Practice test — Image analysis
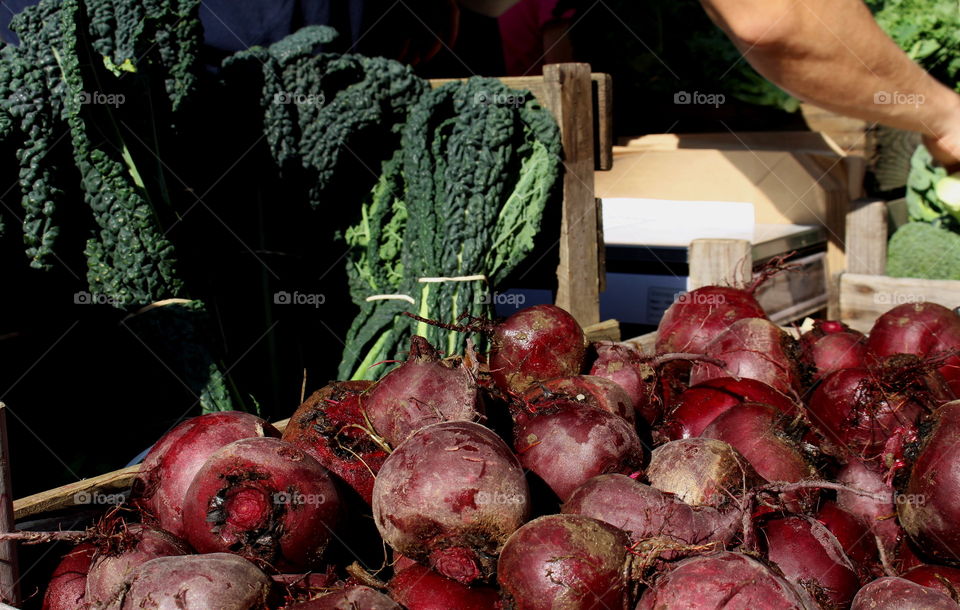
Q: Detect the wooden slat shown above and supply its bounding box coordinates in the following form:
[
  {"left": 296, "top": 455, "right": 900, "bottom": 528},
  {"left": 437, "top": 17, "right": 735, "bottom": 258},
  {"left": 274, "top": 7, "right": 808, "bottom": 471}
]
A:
[
  {"left": 13, "top": 465, "right": 141, "bottom": 521},
  {"left": 839, "top": 273, "right": 960, "bottom": 332},
  {"left": 548, "top": 63, "right": 601, "bottom": 327},
  {"left": 0, "top": 406, "right": 18, "bottom": 606},
  {"left": 845, "top": 199, "right": 887, "bottom": 275},
  {"left": 584, "top": 319, "right": 620, "bottom": 343},
  {"left": 592, "top": 74, "right": 613, "bottom": 170},
  {"left": 688, "top": 239, "right": 752, "bottom": 289},
  {"left": 14, "top": 418, "right": 292, "bottom": 521},
  {"left": 624, "top": 332, "right": 657, "bottom": 355}
]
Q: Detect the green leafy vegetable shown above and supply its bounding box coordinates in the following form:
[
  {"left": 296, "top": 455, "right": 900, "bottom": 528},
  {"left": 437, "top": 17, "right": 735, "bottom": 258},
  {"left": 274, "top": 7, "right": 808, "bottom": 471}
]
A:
[
  {"left": 887, "top": 221, "right": 960, "bottom": 280},
  {"left": 0, "top": 0, "right": 232, "bottom": 413},
  {"left": 867, "top": 0, "right": 960, "bottom": 93},
  {"left": 338, "top": 78, "right": 561, "bottom": 380}
]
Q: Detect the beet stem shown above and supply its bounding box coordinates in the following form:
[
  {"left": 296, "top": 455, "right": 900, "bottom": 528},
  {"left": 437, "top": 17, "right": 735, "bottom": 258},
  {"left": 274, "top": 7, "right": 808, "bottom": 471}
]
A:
[
  {"left": 0, "top": 531, "right": 92, "bottom": 544},
  {"left": 648, "top": 352, "right": 728, "bottom": 369},
  {"left": 747, "top": 252, "right": 800, "bottom": 294},
  {"left": 339, "top": 423, "right": 392, "bottom": 454},
  {"left": 875, "top": 535, "right": 896, "bottom": 577},
  {"left": 346, "top": 561, "right": 388, "bottom": 590},
  {"left": 400, "top": 312, "right": 492, "bottom": 335}
]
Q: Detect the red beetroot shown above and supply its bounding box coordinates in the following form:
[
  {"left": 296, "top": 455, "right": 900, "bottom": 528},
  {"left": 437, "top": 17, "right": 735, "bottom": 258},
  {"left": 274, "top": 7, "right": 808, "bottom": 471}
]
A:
[
  {"left": 522, "top": 374, "right": 635, "bottom": 425},
  {"left": 181, "top": 437, "right": 341, "bottom": 570},
  {"left": 361, "top": 336, "right": 484, "bottom": 447},
  {"left": 807, "top": 364, "right": 925, "bottom": 461},
  {"left": 762, "top": 515, "right": 861, "bottom": 607},
  {"left": 589, "top": 342, "right": 655, "bottom": 422},
  {"left": 801, "top": 320, "right": 869, "bottom": 379},
  {"left": 497, "top": 514, "right": 637, "bottom": 610},
  {"left": 281, "top": 380, "right": 385, "bottom": 504},
  {"left": 284, "top": 586, "right": 399, "bottom": 609},
  {"left": 867, "top": 302, "right": 960, "bottom": 397},
  {"left": 655, "top": 286, "right": 768, "bottom": 355},
  {"left": 835, "top": 458, "right": 904, "bottom": 557},
  {"left": 372, "top": 421, "right": 529, "bottom": 584},
  {"left": 270, "top": 570, "right": 338, "bottom": 605},
  {"left": 852, "top": 576, "right": 959, "bottom": 609},
  {"left": 42, "top": 543, "right": 95, "bottom": 610},
  {"left": 701, "top": 402, "right": 817, "bottom": 511},
  {"left": 635, "top": 552, "right": 816, "bottom": 609},
  {"left": 131, "top": 411, "right": 280, "bottom": 537},
  {"left": 562, "top": 474, "right": 741, "bottom": 558},
  {"left": 815, "top": 501, "right": 879, "bottom": 570},
  {"left": 287, "top": 586, "right": 400, "bottom": 609},
  {"left": 488, "top": 305, "right": 586, "bottom": 396},
  {"left": 689, "top": 318, "right": 806, "bottom": 396},
  {"left": 646, "top": 438, "right": 761, "bottom": 509},
  {"left": 901, "top": 565, "right": 960, "bottom": 598},
  {"left": 898, "top": 400, "right": 960, "bottom": 565},
  {"left": 659, "top": 376, "right": 800, "bottom": 441},
  {"left": 84, "top": 524, "right": 191, "bottom": 607},
  {"left": 388, "top": 564, "right": 499, "bottom": 609},
  {"left": 111, "top": 552, "right": 271, "bottom": 609},
  {"left": 513, "top": 401, "right": 644, "bottom": 501}
]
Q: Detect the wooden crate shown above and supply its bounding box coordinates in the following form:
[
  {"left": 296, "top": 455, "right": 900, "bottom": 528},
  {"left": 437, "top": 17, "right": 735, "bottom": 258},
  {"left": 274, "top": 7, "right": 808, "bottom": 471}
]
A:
[{"left": 839, "top": 199, "right": 960, "bottom": 332}]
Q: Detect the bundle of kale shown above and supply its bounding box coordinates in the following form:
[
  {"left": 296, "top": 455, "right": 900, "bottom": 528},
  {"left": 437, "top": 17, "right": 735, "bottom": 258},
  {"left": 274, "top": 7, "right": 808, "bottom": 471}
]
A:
[{"left": 338, "top": 80, "right": 561, "bottom": 380}]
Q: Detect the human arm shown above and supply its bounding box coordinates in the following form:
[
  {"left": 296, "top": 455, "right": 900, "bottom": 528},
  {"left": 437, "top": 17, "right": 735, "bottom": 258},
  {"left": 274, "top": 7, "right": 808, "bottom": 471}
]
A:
[{"left": 700, "top": 0, "right": 960, "bottom": 166}]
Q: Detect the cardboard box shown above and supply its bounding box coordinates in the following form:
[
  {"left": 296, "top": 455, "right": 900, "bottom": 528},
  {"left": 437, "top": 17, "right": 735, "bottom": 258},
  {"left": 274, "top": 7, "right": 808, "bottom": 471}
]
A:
[
  {"left": 595, "top": 132, "right": 863, "bottom": 289},
  {"left": 595, "top": 132, "right": 863, "bottom": 227}
]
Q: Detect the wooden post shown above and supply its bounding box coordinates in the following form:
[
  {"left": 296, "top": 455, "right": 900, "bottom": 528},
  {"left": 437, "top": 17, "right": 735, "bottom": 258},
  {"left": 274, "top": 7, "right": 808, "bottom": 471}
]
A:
[
  {"left": 0, "top": 405, "right": 19, "bottom": 607},
  {"left": 689, "top": 239, "right": 752, "bottom": 289},
  {"left": 845, "top": 199, "right": 887, "bottom": 274},
  {"left": 546, "top": 63, "right": 601, "bottom": 326}
]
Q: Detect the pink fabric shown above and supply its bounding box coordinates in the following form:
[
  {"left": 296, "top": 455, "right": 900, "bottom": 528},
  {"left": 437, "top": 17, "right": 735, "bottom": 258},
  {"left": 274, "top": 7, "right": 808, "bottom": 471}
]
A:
[{"left": 498, "top": 0, "right": 574, "bottom": 75}]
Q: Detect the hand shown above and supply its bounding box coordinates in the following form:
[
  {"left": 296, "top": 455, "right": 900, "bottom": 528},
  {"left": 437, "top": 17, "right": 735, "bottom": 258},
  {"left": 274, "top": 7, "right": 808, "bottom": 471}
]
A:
[{"left": 923, "top": 132, "right": 960, "bottom": 174}]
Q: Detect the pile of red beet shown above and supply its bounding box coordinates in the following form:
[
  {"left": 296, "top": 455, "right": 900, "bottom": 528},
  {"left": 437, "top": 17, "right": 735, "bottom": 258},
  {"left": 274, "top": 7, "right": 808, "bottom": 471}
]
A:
[{"left": 32, "top": 294, "right": 960, "bottom": 609}]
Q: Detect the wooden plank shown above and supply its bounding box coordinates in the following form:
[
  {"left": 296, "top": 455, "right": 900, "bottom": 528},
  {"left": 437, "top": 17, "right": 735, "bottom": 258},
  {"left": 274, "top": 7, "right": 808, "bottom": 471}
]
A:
[
  {"left": 548, "top": 63, "right": 601, "bottom": 327},
  {"left": 13, "top": 465, "right": 141, "bottom": 521},
  {"left": 839, "top": 273, "right": 960, "bottom": 332},
  {"left": 14, "top": 418, "right": 292, "bottom": 521},
  {"left": 593, "top": 74, "right": 613, "bottom": 171},
  {"left": 624, "top": 332, "right": 657, "bottom": 355},
  {"left": 845, "top": 199, "right": 887, "bottom": 275},
  {"left": 583, "top": 319, "right": 620, "bottom": 343},
  {"left": 0, "top": 405, "right": 18, "bottom": 606},
  {"left": 688, "top": 239, "right": 752, "bottom": 289}
]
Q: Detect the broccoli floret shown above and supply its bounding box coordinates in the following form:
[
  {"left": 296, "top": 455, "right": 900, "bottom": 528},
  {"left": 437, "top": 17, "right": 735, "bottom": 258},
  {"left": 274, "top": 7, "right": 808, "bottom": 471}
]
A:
[{"left": 887, "top": 222, "right": 960, "bottom": 280}]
